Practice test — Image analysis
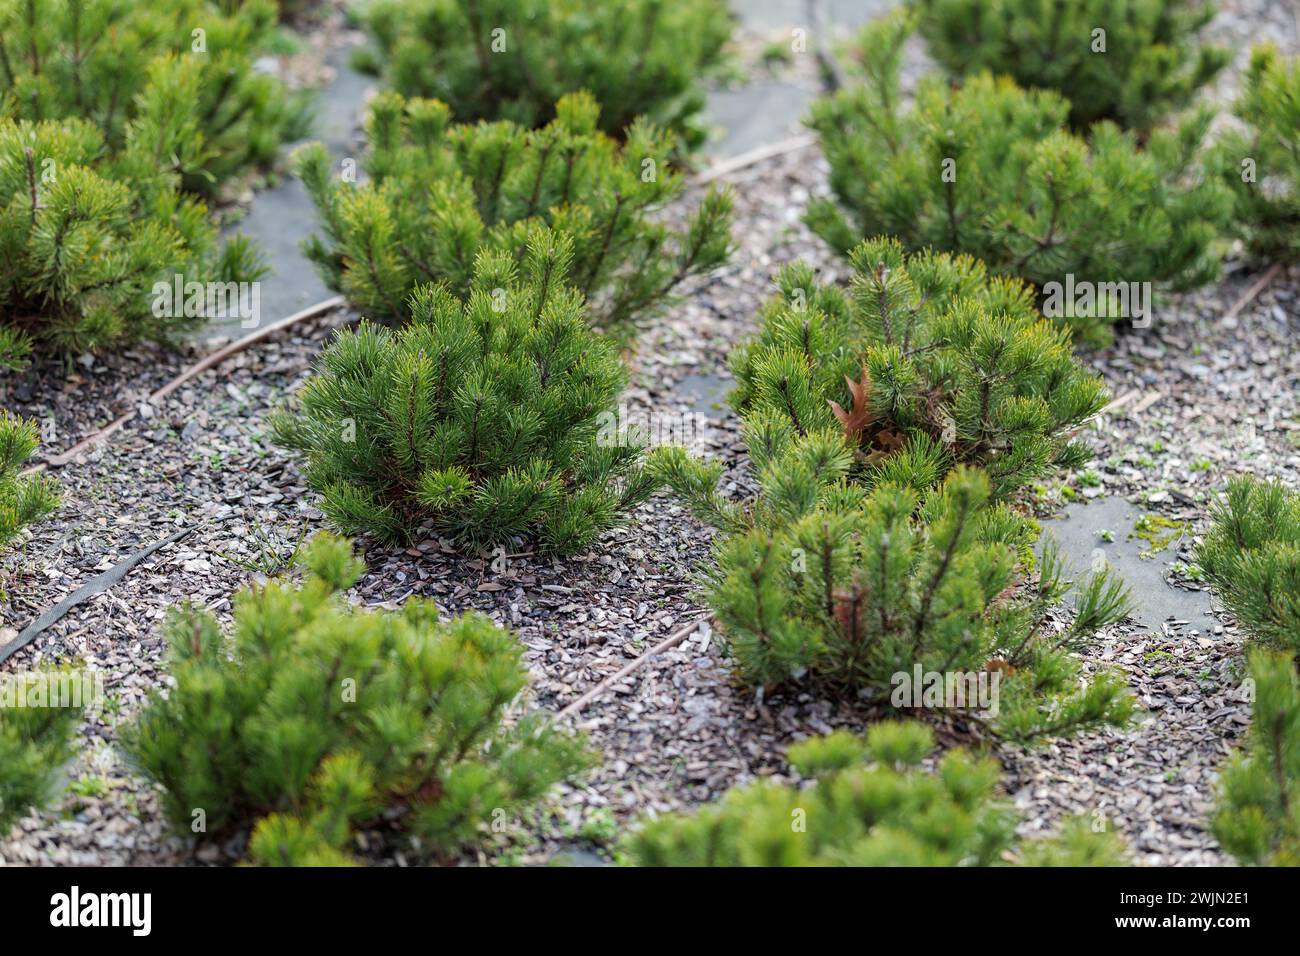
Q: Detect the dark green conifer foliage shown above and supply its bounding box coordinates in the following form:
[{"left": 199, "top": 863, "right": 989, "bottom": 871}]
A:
[
  {"left": 1199, "top": 481, "right": 1300, "bottom": 865},
  {"left": 806, "top": 15, "right": 1231, "bottom": 343},
  {"left": 0, "top": 410, "right": 57, "bottom": 548},
  {"left": 627, "top": 721, "right": 1129, "bottom": 865},
  {"left": 272, "top": 231, "right": 663, "bottom": 553},
  {"left": 0, "top": 116, "right": 264, "bottom": 366},
  {"left": 1211, "top": 649, "right": 1300, "bottom": 866},
  {"left": 123, "top": 532, "right": 589, "bottom": 865},
  {"left": 656, "top": 459, "right": 1134, "bottom": 743},
  {"left": 0, "top": 674, "right": 80, "bottom": 834},
  {"left": 911, "top": 0, "right": 1228, "bottom": 133},
  {"left": 727, "top": 239, "right": 1106, "bottom": 501},
  {"left": 1218, "top": 45, "right": 1300, "bottom": 262},
  {"left": 361, "top": 0, "right": 733, "bottom": 148},
  {"left": 294, "top": 90, "right": 733, "bottom": 335},
  {"left": 651, "top": 240, "right": 1128, "bottom": 740},
  {"left": 0, "top": 0, "right": 310, "bottom": 195},
  {"left": 1197, "top": 476, "right": 1300, "bottom": 658}
]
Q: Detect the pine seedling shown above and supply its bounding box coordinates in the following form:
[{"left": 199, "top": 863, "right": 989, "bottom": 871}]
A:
[
  {"left": 1197, "top": 476, "right": 1300, "bottom": 657},
  {"left": 806, "top": 14, "right": 1231, "bottom": 343},
  {"left": 1211, "top": 649, "right": 1300, "bottom": 865},
  {"left": 692, "top": 464, "right": 1133, "bottom": 743},
  {"left": 911, "top": 0, "right": 1228, "bottom": 134},
  {"left": 0, "top": 667, "right": 82, "bottom": 834},
  {"left": 1197, "top": 479, "right": 1300, "bottom": 864},
  {"left": 123, "top": 532, "right": 589, "bottom": 864},
  {"left": 0, "top": 115, "right": 264, "bottom": 365},
  {"left": 0, "top": 410, "right": 58, "bottom": 548},
  {"left": 272, "top": 229, "right": 663, "bottom": 553},
  {"left": 294, "top": 90, "right": 733, "bottom": 335},
  {"left": 651, "top": 239, "right": 1126, "bottom": 740},
  {"left": 728, "top": 238, "right": 1107, "bottom": 502},
  {"left": 360, "top": 0, "right": 734, "bottom": 148},
  {"left": 0, "top": 0, "right": 310, "bottom": 195},
  {"left": 1217, "top": 45, "right": 1300, "bottom": 263},
  {"left": 626, "top": 721, "right": 1128, "bottom": 865}
]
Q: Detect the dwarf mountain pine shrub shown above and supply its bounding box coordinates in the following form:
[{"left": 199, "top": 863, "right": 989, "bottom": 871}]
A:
[
  {"left": 910, "top": 0, "right": 1228, "bottom": 134},
  {"left": 627, "top": 721, "right": 1128, "bottom": 865},
  {"left": 123, "top": 532, "right": 588, "bottom": 865},
  {"left": 1197, "top": 476, "right": 1300, "bottom": 658},
  {"left": 1217, "top": 45, "right": 1300, "bottom": 263},
  {"left": 0, "top": 116, "right": 264, "bottom": 366},
  {"left": 806, "top": 16, "right": 1231, "bottom": 343},
  {"left": 1199, "top": 480, "right": 1300, "bottom": 864},
  {"left": 295, "top": 91, "right": 733, "bottom": 335},
  {"left": 0, "top": 0, "right": 309, "bottom": 195},
  {"left": 0, "top": 676, "right": 80, "bottom": 833},
  {"left": 650, "top": 242, "right": 1127, "bottom": 740},
  {"left": 1211, "top": 649, "right": 1300, "bottom": 865},
  {"left": 272, "top": 232, "right": 662, "bottom": 553},
  {"left": 655, "top": 460, "right": 1134, "bottom": 743},
  {"left": 0, "top": 410, "right": 57, "bottom": 549},
  {"left": 726, "top": 239, "right": 1107, "bottom": 503},
  {"left": 360, "top": 0, "right": 733, "bottom": 148}
]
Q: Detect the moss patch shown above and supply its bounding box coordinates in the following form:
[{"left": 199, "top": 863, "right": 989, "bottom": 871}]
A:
[{"left": 1129, "top": 514, "right": 1189, "bottom": 560}]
